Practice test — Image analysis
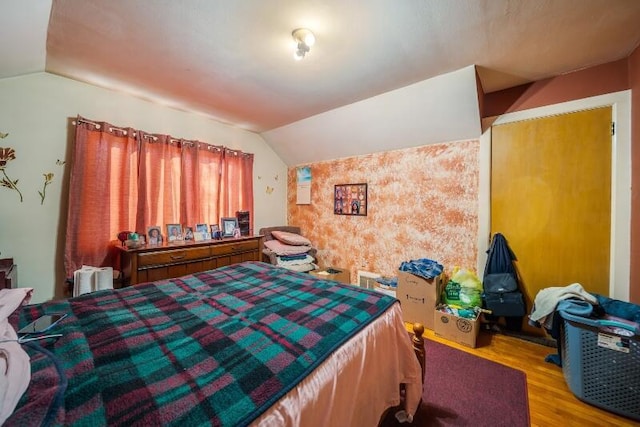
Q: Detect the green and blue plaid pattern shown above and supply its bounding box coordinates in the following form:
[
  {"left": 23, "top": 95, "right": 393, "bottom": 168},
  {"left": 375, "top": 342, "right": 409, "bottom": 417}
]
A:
[{"left": 12, "top": 262, "right": 396, "bottom": 426}]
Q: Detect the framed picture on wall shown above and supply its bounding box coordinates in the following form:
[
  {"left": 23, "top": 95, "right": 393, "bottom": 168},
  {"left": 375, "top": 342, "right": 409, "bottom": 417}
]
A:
[{"left": 334, "top": 183, "right": 367, "bottom": 216}]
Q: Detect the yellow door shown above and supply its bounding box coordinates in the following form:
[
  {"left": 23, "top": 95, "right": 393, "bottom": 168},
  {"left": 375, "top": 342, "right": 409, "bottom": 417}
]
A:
[{"left": 490, "top": 107, "right": 612, "bottom": 325}]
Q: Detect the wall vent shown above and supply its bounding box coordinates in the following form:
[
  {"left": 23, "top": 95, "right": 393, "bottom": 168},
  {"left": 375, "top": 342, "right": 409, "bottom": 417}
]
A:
[{"left": 357, "top": 270, "right": 381, "bottom": 290}]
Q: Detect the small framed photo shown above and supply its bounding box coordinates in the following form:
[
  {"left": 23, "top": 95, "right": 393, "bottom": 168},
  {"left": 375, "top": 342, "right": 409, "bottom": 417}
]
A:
[
  {"left": 210, "top": 224, "right": 221, "bottom": 239},
  {"left": 147, "top": 226, "right": 163, "bottom": 245},
  {"left": 221, "top": 217, "right": 238, "bottom": 237},
  {"left": 183, "top": 226, "right": 194, "bottom": 241},
  {"left": 194, "top": 223, "right": 210, "bottom": 241},
  {"left": 166, "top": 224, "right": 183, "bottom": 242}
]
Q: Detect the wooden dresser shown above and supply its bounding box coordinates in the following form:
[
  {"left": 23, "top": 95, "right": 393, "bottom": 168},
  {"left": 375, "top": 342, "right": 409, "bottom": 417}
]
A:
[{"left": 116, "top": 235, "right": 262, "bottom": 286}]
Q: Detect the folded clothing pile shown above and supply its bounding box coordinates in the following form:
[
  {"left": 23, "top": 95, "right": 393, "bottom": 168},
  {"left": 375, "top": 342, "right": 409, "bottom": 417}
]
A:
[
  {"left": 399, "top": 258, "right": 444, "bottom": 280},
  {"left": 264, "top": 230, "right": 317, "bottom": 272},
  {"left": 375, "top": 277, "right": 398, "bottom": 289}
]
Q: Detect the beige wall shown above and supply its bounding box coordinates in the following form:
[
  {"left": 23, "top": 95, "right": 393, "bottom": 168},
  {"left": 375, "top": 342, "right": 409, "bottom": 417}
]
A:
[
  {"left": 287, "top": 140, "right": 479, "bottom": 282},
  {"left": 630, "top": 45, "right": 640, "bottom": 304},
  {"left": 0, "top": 72, "right": 287, "bottom": 303}
]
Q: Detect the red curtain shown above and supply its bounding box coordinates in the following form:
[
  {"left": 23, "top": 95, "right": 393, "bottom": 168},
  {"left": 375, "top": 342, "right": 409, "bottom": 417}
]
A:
[
  {"left": 64, "top": 117, "right": 253, "bottom": 279},
  {"left": 220, "top": 148, "right": 254, "bottom": 232}
]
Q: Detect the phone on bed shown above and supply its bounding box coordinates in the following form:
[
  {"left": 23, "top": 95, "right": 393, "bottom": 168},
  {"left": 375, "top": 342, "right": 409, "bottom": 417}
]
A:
[{"left": 17, "top": 313, "right": 67, "bottom": 335}]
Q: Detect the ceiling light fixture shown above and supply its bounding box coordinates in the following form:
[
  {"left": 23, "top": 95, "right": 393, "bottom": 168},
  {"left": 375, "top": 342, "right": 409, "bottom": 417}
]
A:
[{"left": 292, "top": 28, "right": 315, "bottom": 60}]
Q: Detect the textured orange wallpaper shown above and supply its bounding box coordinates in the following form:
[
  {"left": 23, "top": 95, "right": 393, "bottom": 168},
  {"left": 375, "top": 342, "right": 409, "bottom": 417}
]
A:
[{"left": 287, "top": 140, "right": 480, "bottom": 283}]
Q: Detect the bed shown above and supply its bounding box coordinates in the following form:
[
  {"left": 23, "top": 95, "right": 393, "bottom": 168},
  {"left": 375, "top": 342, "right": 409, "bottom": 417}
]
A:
[{"left": 5, "top": 261, "right": 424, "bottom": 426}]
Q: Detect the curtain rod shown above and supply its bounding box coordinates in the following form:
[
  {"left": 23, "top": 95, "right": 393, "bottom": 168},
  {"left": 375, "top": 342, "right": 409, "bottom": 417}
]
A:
[
  {"left": 109, "top": 125, "right": 127, "bottom": 135},
  {"left": 72, "top": 117, "right": 101, "bottom": 129},
  {"left": 73, "top": 117, "right": 252, "bottom": 156},
  {"left": 72, "top": 118, "right": 127, "bottom": 135},
  {"left": 73, "top": 117, "right": 127, "bottom": 135}
]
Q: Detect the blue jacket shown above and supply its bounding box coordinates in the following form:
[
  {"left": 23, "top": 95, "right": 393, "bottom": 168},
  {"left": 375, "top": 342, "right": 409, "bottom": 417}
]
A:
[{"left": 483, "top": 233, "right": 517, "bottom": 279}]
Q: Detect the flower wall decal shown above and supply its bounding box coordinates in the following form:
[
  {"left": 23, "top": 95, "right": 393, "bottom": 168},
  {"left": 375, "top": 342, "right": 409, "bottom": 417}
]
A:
[
  {"left": 0, "top": 139, "right": 24, "bottom": 202},
  {"left": 38, "top": 172, "right": 54, "bottom": 205},
  {"left": 0, "top": 131, "right": 66, "bottom": 205}
]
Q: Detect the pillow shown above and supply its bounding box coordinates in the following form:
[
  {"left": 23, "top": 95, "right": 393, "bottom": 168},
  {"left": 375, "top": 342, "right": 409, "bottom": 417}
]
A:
[
  {"left": 271, "top": 230, "right": 312, "bottom": 246},
  {"left": 264, "top": 239, "right": 312, "bottom": 255}
]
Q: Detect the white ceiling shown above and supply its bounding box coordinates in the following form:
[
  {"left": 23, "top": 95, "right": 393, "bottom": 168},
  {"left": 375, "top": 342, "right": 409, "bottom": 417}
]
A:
[{"left": 2, "top": 0, "right": 640, "bottom": 165}]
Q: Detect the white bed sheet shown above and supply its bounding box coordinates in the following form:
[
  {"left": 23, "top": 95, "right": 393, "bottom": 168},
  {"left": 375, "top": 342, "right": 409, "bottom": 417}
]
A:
[{"left": 252, "top": 302, "right": 423, "bottom": 426}]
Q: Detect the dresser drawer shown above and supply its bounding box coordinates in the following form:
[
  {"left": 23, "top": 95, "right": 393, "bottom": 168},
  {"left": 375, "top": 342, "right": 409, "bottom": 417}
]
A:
[
  {"left": 211, "top": 240, "right": 259, "bottom": 256},
  {"left": 117, "top": 235, "right": 262, "bottom": 285},
  {"left": 138, "top": 247, "right": 211, "bottom": 267}
]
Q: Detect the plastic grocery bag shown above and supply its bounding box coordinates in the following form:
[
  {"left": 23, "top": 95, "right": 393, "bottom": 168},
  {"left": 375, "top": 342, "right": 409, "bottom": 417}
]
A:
[{"left": 442, "top": 267, "right": 483, "bottom": 308}]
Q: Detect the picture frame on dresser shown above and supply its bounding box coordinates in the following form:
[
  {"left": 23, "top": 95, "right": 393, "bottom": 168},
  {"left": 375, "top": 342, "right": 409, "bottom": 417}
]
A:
[
  {"left": 166, "top": 224, "right": 183, "bottom": 242},
  {"left": 195, "top": 223, "right": 210, "bottom": 241},
  {"left": 221, "top": 217, "right": 238, "bottom": 237},
  {"left": 147, "top": 226, "right": 163, "bottom": 245},
  {"left": 210, "top": 224, "right": 221, "bottom": 239},
  {"left": 183, "top": 226, "right": 194, "bottom": 241}
]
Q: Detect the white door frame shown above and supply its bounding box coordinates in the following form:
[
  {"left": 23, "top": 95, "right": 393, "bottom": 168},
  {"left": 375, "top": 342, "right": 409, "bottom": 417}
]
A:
[{"left": 478, "top": 90, "right": 631, "bottom": 301}]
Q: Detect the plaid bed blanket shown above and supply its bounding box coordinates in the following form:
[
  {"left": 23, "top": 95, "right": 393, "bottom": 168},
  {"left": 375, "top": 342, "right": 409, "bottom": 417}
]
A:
[{"left": 9, "top": 261, "right": 396, "bottom": 426}]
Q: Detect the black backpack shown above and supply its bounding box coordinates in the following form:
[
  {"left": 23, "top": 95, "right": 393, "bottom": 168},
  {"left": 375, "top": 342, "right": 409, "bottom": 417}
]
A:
[{"left": 482, "top": 233, "right": 526, "bottom": 318}]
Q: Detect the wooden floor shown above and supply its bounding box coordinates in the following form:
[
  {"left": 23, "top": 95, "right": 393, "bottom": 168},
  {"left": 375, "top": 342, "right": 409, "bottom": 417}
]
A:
[{"left": 408, "top": 324, "right": 638, "bottom": 427}]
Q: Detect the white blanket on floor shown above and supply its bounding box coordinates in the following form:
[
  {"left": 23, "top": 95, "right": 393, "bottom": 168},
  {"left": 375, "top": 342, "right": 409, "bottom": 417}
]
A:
[{"left": 529, "top": 283, "right": 597, "bottom": 327}]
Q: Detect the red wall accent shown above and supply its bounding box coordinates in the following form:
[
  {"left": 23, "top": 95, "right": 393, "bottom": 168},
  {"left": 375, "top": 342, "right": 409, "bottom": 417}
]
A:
[{"left": 483, "top": 59, "right": 629, "bottom": 118}]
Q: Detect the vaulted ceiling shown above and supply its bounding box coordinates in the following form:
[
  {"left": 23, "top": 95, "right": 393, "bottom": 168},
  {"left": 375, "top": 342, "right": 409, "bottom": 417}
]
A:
[{"left": 2, "top": 0, "right": 640, "bottom": 164}]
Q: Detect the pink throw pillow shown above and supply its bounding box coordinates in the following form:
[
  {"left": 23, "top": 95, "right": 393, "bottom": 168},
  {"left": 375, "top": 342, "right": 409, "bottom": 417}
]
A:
[
  {"left": 264, "top": 239, "right": 312, "bottom": 255},
  {"left": 271, "top": 230, "right": 311, "bottom": 246}
]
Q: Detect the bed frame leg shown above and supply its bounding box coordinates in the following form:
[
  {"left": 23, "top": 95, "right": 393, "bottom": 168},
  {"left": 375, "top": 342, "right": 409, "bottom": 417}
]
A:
[
  {"left": 379, "top": 323, "right": 426, "bottom": 426},
  {"left": 412, "top": 322, "right": 425, "bottom": 383}
]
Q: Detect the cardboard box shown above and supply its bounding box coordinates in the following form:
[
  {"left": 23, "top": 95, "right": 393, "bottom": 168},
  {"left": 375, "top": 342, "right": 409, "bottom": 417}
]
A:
[
  {"left": 396, "top": 270, "right": 443, "bottom": 330},
  {"left": 309, "top": 267, "right": 350, "bottom": 284},
  {"left": 434, "top": 309, "right": 480, "bottom": 348}
]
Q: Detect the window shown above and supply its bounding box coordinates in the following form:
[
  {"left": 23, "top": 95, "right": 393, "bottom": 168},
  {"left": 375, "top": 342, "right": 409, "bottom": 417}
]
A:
[{"left": 64, "top": 117, "right": 253, "bottom": 278}]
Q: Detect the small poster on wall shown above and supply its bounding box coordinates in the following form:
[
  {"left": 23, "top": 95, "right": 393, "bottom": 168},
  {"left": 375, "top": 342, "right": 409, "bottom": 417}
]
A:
[
  {"left": 296, "top": 166, "right": 311, "bottom": 205},
  {"left": 334, "top": 183, "right": 367, "bottom": 216}
]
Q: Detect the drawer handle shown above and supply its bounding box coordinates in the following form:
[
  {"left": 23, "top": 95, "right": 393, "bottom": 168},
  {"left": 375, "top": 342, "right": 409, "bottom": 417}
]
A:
[{"left": 170, "top": 253, "right": 186, "bottom": 260}]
